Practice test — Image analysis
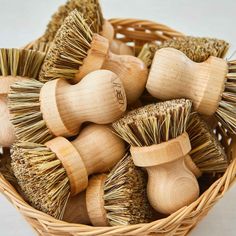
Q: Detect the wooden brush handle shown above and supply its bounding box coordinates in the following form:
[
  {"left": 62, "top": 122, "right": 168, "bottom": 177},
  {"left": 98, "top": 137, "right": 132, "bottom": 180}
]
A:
[
  {"left": 0, "top": 95, "right": 16, "bottom": 147},
  {"left": 131, "top": 132, "right": 199, "bottom": 214},
  {"left": 71, "top": 124, "right": 126, "bottom": 175},
  {"left": 40, "top": 70, "right": 126, "bottom": 137},
  {"left": 63, "top": 174, "right": 108, "bottom": 226},
  {"left": 146, "top": 48, "right": 228, "bottom": 116},
  {"left": 0, "top": 76, "right": 28, "bottom": 94},
  {"left": 86, "top": 174, "right": 108, "bottom": 226},
  {"left": 63, "top": 191, "right": 91, "bottom": 224},
  {"left": 184, "top": 155, "right": 202, "bottom": 178},
  {"left": 46, "top": 124, "right": 125, "bottom": 195},
  {"left": 100, "top": 20, "right": 115, "bottom": 43},
  {"left": 110, "top": 39, "right": 134, "bottom": 56},
  {"left": 76, "top": 34, "right": 148, "bottom": 105}
]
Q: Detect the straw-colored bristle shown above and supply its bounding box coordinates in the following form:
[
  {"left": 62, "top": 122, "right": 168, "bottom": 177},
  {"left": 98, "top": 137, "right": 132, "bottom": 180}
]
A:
[
  {"left": 138, "top": 37, "right": 229, "bottom": 67},
  {"left": 31, "top": 41, "right": 52, "bottom": 54},
  {"left": 11, "top": 142, "right": 70, "bottom": 219},
  {"left": 187, "top": 113, "right": 229, "bottom": 173},
  {"left": 216, "top": 60, "right": 236, "bottom": 134},
  {"left": 42, "top": 0, "right": 103, "bottom": 43},
  {"left": 0, "top": 49, "right": 45, "bottom": 77},
  {"left": 113, "top": 99, "right": 192, "bottom": 147},
  {"left": 8, "top": 79, "right": 53, "bottom": 143},
  {"left": 39, "top": 9, "right": 93, "bottom": 82},
  {"left": 104, "top": 154, "right": 154, "bottom": 226}
]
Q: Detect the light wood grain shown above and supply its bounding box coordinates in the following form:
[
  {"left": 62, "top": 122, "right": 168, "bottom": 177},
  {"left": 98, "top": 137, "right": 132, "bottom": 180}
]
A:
[
  {"left": 109, "top": 39, "right": 134, "bottom": 55},
  {"left": 0, "top": 76, "right": 28, "bottom": 94},
  {"left": 131, "top": 132, "right": 199, "bottom": 214},
  {"left": 40, "top": 70, "right": 127, "bottom": 137},
  {"left": 45, "top": 124, "right": 125, "bottom": 196},
  {"left": 146, "top": 48, "right": 228, "bottom": 116},
  {"left": 76, "top": 34, "right": 148, "bottom": 104},
  {"left": 100, "top": 20, "right": 115, "bottom": 43}
]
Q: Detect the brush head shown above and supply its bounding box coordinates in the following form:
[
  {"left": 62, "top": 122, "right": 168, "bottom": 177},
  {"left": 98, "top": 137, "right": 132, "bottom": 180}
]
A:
[
  {"left": 42, "top": 0, "right": 104, "bottom": 43},
  {"left": 31, "top": 41, "right": 52, "bottom": 54},
  {"left": 11, "top": 142, "right": 70, "bottom": 219},
  {"left": 113, "top": 99, "right": 192, "bottom": 147},
  {"left": 39, "top": 9, "right": 93, "bottom": 82},
  {"left": 103, "top": 154, "right": 154, "bottom": 226},
  {"left": 0, "top": 48, "right": 45, "bottom": 78},
  {"left": 8, "top": 79, "right": 54, "bottom": 143},
  {"left": 138, "top": 37, "right": 229, "bottom": 67},
  {"left": 216, "top": 60, "right": 236, "bottom": 134},
  {"left": 187, "top": 113, "right": 229, "bottom": 173}
]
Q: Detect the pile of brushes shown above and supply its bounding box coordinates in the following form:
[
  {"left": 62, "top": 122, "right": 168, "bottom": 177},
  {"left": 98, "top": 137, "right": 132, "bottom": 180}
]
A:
[{"left": 0, "top": 0, "right": 234, "bottom": 227}]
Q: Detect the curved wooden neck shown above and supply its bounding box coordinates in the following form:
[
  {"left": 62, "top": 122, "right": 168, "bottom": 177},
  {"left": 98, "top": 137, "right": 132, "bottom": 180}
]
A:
[
  {"left": 86, "top": 174, "right": 108, "bottom": 226},
  {"left": 40, "top": 70, "right": 126, "bottom": 137},
  {"left": 0, "top": 95, "right": 16, "bottom": 147},
  {"left": 130, "top": 132, "right": 199, "bottom": 214},
  {"left": 0, "top": 76, "right": 28, "bottom": 94},
  {"left": 146, "top": 48, "right": 228, "bottom": 116},
  {"left": 76, "top": 34, "right": 148, "bottom": 105},
  {"left": 71, "top": 124, "right": 126, "bottom": 175},
  {"left": 184, "top": 155, "right": 202, "bottom": 178},
  {"left": 109, "top": 39, "right": 134, "bottom": 56},
  {"left": 63, "top": 191, "right": 90, "bottom": 224}
]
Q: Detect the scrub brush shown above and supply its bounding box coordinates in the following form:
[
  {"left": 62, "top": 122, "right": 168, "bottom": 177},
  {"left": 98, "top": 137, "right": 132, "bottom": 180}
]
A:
[
  {"left": 39, "top": 9, "right": 147, "bottom": 104},
  {"left": 11, "top": 124, "right": 125, "bottom": 219},
  {"left": 113, "top": 99, "right": 199, "bottom": 214}
]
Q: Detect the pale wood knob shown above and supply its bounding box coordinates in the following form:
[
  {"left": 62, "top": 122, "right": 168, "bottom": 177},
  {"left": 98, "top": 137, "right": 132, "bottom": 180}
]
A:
[
  {"left": 100, "top": 20, "right": 115, "bottom": 43},
  {"left": 130, "top": 132, "right": 199, "bottom": 214},
  {"left": 0, "top": 95, "right": 16, "bottom": 147},
  {"left": 109, "top": 39, "right": 134, "bottom": 55},
  {"left": 46, "top": 125, "right": 125, "bottom": 196},
  {"left": 41, "top": 70, "right": 127, "bottom": 137},
  {"left": 76, "top": 34, "right": 148, "bottom": 105},
  {"left": 146, "top": 48, "right": 228, "bottom": 116}
]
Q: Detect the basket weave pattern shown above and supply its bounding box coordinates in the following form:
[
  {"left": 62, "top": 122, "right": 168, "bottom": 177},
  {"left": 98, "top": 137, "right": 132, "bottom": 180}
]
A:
[{"left": 0, "top": 19, "right": 236, "bottom": 236}]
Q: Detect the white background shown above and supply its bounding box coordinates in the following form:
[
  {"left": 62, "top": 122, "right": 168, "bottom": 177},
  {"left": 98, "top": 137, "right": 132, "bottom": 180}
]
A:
[{"left": 0, "top": 0, "right": 236, "bottom": 235}]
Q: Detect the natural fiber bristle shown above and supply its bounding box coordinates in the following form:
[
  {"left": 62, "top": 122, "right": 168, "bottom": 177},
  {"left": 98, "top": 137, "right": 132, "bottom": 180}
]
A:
[
  {"left": 42, "top": 0, "right": 103, "bottom": 43},
  {"left": 187, "top": 113, "right": 229, "bottom": 173},
  {"left": 216, "top": 60, "right": 236, "bottom": 134},
  {"left": 138, "top": 37, "right": 229, "bottom": 67},
  {"left": 8, "top": 79, "right": 54, "bottom": 143},
  {"left": 104, "top": 154, "right": 154, "bottom": 226},
  {"left": 39, "top": 9, "right": 93, "bottom": 82},
  {"left": 31, "top": 41, "right": 52, "bottom": 54},
  {"left": 0, "top": 49, "right": 45, "bottom": 77},
  {"left": 11, "top": 142, "right": 70, "bottom": 219},
  {"left": 113, "top": 99, "right": 192, "bottom": 147}
]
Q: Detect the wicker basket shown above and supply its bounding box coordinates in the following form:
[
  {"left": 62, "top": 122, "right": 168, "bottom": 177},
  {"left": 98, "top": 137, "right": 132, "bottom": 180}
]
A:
[{"left": 1, "top": 19, "right": 236, "bottom": 236}]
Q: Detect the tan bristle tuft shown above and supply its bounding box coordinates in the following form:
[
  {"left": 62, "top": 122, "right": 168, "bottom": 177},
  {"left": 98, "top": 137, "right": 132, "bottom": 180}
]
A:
[
  {"left": 187, "top": 113, "right": 229, "bottom": 173},
  {"left": 0, "top": 49, "right": 45, "bottom": 77},
  {"left": 11, "top": 142, "right": 70, "bottom": 219},
  {"left": 104, "top": 154, "right": 154, "bottom": 226},
  {"left": 31, "top": 41, "right": 52, "bottom": 54},
  {"left": 113, "top": 99, "right": 192, "bottom": 147},
  {"left": 42, "top": 0, "right": 104, "bottom": 43},
  {"left": 138, "top": 37, "right": 229, "bottom": 67},
  {"left": 39, "top": 9, "right": 93, "bottom": 82},
  {"left": 8, "top": 79, "right": 54, "bottom": 143},
  {"left": 216, "top": 60, "right": 236, "bottom": 134}
]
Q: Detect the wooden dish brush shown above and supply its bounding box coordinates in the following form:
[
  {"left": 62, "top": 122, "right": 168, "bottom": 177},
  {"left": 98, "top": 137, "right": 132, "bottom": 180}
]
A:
[
  {"left": 185, "top": 113, "right": 229, "bottom": 177},
  {"left": 113, "top": 99, "right": 200, "bottom": 214},
  {"left": 11, "top": 124, "right": 125, "bottom": 219},
  {"left": 138, "top": 36, "right": 229, "bottom": 67},
  {"left": 63, "top": 154, "right": 155, "bottom": 226},
  {"left": 39, "top": 9, "right": 147, "bottom": 105},
  {"left": 9, "top": 69, "right": 126, "bottom": 143},
  {"left": 0, "top": 48, "right": 45, "bottom": 146},
  {"left": 146, "top": 47, "right": 236, "bottom": 133},
  {"left": 41, "top": 0, "right": 132, "bottom": 55}
]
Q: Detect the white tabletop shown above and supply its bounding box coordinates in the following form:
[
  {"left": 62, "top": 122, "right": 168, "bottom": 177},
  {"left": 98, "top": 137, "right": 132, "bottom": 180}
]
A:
[{"left": 0, "top": 0, "right": 236, "bottom": 235}]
